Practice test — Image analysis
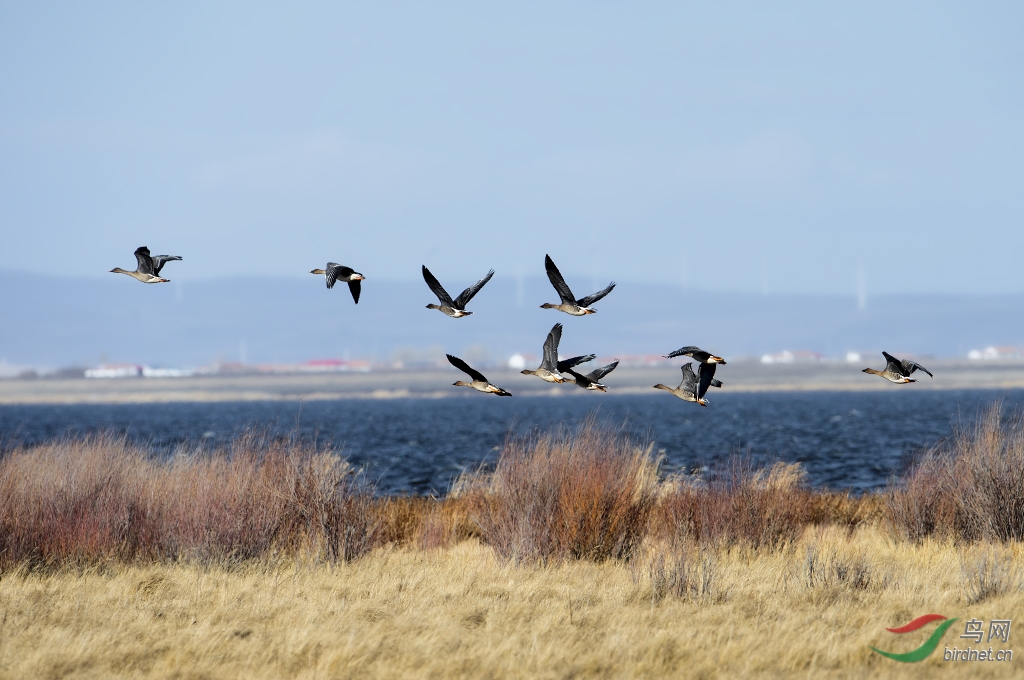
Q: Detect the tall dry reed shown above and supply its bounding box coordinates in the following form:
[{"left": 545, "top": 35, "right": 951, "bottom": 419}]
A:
[
  {"left": 462, "top": 420, "right": 659, "bottom": 563},
  {"left": 0, "top": 431, "right": 380, "bottom": 569}
]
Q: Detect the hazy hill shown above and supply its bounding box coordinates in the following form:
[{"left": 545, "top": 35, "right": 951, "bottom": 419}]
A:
[{"left": 1, "top": 270, "right": 1022, "bottom": 369}]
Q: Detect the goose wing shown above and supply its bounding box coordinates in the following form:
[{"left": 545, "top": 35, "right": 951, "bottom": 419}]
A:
[
  {"left": 576, "top": 281, "right": 616, "bottom": 308},
  {"left": 151, "top": 255, "right": 182, "bottom": 275},
  {"left": 679, "top": 363, "right": 698, "bottom": 393},
  {"left": 347, "top": 279, "right": 362, "bottom": 304},
  {"left": 665, "top": 346, "right": 708, "bottom": 362},
  {"left": 453, "top": 269, "right": 494, "bottom": 309},
  {"left": 325, "top": 263, "right": 354, "bottom": 290},
  {"left": 587, "top": 361, "right": 619, "bottom": 382},
  {"left": 882, "top": 351, "right": 908, "bottom": 376},
  {"left": 422, "top": 266, "right": 454, "bottom": 306},
  {"left": 446, "top": 354, "right": 488, "bottom": 383},
  {"left": 544, "top": 255, "right": 576, "bottom": 304},
  {"left": 697, "top": 363, "right": 718, "bottom": 399},
  {"left": 901, "top": 359, "right": 933, "bottom": 378},
  {"left": 709, "top": 378, "right": 723, "bottom": 388},
  {"left": 557, "top": 354, "right": 596, "bottom": 373},
  {"left": 542, "top": 323, "right": 563, "bottom": 370},
  {"left": 134, "top": 247, "right": 155, "bottom": 275},
  {"left": 564, "top": 368, "right": 589, "bottom": 387}
]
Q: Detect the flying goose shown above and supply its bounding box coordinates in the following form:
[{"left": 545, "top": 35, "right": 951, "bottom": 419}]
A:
[
  {"left": 665, "top": 345, "right": 726, "bottom": 364},
  {"left": 565, "top": 360, "right": 619, "bottom": 392},
  {"left": 521, "top": 323, "right": 572, "bottom": 383},
  {"left": 653, "top": 363, "right": 720, "bottom": 406},
  {"left": 110, "top": 247, "right": 182, "bottom": 284},
  {"left": 447, "top": 354, "right": 511, "bottom": 396},
  {"left": 423, "top": 266, "right": 494, "bottom": 317},
  {"left": 540, "top": 254, "right": 616, "bottom": 315},
  {"left": 862, "top": 351, "right": 933, "bottom": 384},
  {"left": 310, "top": 263, "right": 365, "bottom": 303}
]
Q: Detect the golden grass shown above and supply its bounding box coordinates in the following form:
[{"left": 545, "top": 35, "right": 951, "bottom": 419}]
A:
[
  {"left": 3, "top": 408, "right": 1023, "bottom": 677},
  {"left": 1, "top": 526, "right": 1021, "bottom": 679}
]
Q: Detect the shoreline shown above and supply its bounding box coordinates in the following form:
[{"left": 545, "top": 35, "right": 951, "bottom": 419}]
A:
[{"left": 2, "top": 361, "right": 1024, "bottom": 405}]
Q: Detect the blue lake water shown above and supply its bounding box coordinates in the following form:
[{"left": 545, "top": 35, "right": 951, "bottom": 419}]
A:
[{"left": 2, "top": 390, "right": 1021, "bottom": 495}]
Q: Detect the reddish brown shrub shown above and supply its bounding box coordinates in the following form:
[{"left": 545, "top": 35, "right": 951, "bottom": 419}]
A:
[
  {"left": 0, "top": 431, "right": 381, "bottom": 569},
  {"left": 462, "top": 420, "right": 659, "bottom": 563},
  {"left": 888, "top": 404, "right": 1024, "bottom": 542},
  {"left": 658, "top": 459, "right": 812, "bottom": 550}
]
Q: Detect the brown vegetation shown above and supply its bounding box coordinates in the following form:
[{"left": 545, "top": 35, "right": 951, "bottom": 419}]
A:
[
  {"left": 887, "top": 403, "right": 1024, "bottom": 542},
  {"left": 0, "top": 431, "right": 379, "bottom": 568},
  {"left": 460, "top": 421, "right": 658, "bottom": 563},
  {"left": 2, "top": 408, "right": 1024, "bottom": 677},
  {"left": 2, "top": 405, "right": 1022, "bottom": 573}
]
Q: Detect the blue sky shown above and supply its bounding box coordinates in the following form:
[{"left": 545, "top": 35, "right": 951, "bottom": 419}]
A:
[{"left": 1, "top": 2, "right": 1021, "bottom": 295}]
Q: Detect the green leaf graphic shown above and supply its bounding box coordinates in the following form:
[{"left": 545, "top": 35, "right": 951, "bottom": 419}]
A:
[{"left": 871, "top": 618, "right": 958, "bottom": 663}]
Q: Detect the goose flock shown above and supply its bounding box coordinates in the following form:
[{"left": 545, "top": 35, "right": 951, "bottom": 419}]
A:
[{"left": 111, "top": 246, "right": 934, "bottom": 402}]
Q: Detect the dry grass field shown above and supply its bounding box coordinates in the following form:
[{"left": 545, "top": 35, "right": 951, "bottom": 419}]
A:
[
  {"left": 1, "top": 410, "right": 1022, "bottom": 678},
  {"left": 1, "top": 531, "right": 1021, "bottom": 679}
]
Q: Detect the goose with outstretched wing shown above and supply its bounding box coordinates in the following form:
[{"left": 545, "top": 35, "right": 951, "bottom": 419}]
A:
[
  {"left": 447, "top": 354, "right": 511, "bottom": 396},
  {"left": 665, "top": 345, "right": 726, "bottom": 364},
  {"left": 423, "top": 266, "right": 494, "bottom": 317},
  {"left": 521, "top": 323, "right": 570, "bottom": 383},
  {"left": 654, "top": 363, "right": 720, "bottom": 406},
  {"left": 110, "top": 246, "right": 182, "bottom": 283},
  {"left": 540, "top": 254, "right": 615, "bottom": 316},
  {"left": 565, "top": 360, "right": 619, "bottom": 392},
  {"left": 310, "top": 263, "right": 365, "bottom": 303},
  {"left": 863, "top": 351, "right": 932, "bottom": 384}
]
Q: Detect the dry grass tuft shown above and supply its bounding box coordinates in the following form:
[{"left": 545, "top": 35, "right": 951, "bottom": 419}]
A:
[
  {"left": 804, "top": 544, "right": 873, "bottom": 590},
  {"left": 462, "top": 419, "right": 659, "bottom": 563},
  {"left": 636, "top": 543, "right": 722, "bottom": 604},
  {"left": 961, "top": 548, "right": 1021, "bottom": 604}
]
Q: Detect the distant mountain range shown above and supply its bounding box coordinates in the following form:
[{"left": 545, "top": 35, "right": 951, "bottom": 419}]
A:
[{"left": 2, "top": 270, "right": 1023, "bottom": 370}]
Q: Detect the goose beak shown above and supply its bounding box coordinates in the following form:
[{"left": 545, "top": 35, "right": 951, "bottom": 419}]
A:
[{"left": 353, "top": 274, "right": 365, "bottom": 280}]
